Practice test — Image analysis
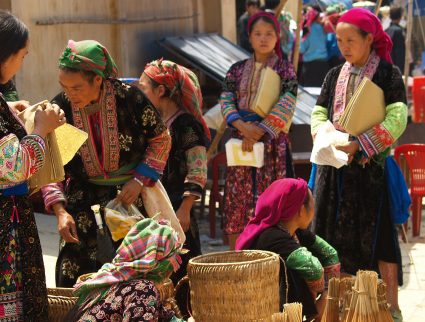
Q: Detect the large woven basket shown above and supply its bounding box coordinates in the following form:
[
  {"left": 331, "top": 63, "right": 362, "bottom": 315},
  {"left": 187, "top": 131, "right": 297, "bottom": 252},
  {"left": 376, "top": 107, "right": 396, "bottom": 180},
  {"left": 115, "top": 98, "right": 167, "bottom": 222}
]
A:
[
  {"left": 188, "top": 250, "right": 280, "bottom": 322},
  {"left": 47, "top": 277, "right": 180, "bottom": 322}
]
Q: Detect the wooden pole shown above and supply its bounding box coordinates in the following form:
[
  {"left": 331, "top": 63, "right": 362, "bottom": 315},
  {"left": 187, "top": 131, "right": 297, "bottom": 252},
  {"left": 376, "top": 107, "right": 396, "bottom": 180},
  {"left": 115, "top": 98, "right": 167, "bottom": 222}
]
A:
[
  {"left": 274, "top": 0, "right": 289, "bottom": 18},
  {"left": 404, "top": 0, "right": 414, "bottom": 90},
  {"left": 292, "top": 0, "right": 303, "bottom": 73},
  {"left": 374, "top": 0, "right": 383, "bottom": 15}
]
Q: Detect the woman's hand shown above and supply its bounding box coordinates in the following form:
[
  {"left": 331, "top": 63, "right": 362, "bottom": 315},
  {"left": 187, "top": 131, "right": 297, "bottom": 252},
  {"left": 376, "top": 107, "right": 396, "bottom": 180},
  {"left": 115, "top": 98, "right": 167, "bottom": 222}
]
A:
[
  {"left": 241, "top": 122, "right": 265, "bottom": 141},
  {"left": 335, "top": 140, "right": 360, "bottom": 164},
  {"left": 53, "top": 203, "right": 79, "bottom": 243},
  {"left": 33, "top": 103, "right": 66, "bottom": 138},
  {"left": 116, "top": 178, "right": 143, "bottom": 205},
  {"left": 8, "top": 100, "right": 29, "bottom": 114},
  {"left": 242, "top": 137, "right": 257, "bottom": 152},
  {"left": 176, "top": 196, "right": 196, "bottom": 232}
]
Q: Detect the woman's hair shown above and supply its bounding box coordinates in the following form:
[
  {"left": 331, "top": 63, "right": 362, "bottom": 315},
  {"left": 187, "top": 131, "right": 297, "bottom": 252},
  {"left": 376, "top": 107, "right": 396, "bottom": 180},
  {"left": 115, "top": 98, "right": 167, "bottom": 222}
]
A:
[
  {"left": 248, "top": 14, "right": 278, "bottom": 35},
  {"left": 59, "top": 66, "right": 97, "bottom": 84},
  {"left": 146, "top": 75, "right": 178, "bottom": 101},
  {"left": 303, "top": 188, "right": 312, "bottom": 211},
  {"left": 0, "top": 10, "right": 28, "bottom": 65}
]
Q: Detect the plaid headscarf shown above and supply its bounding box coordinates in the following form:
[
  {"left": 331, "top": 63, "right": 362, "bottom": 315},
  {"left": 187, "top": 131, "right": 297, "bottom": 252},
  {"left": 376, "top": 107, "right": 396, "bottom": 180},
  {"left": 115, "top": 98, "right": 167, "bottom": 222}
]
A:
[
  {"left": 73, "top": 218, "right": 182, "bottom": 302},
  {"left": 144, "top": 59, "right": 211, "bottom": 140},
  {"left": 59, "top": 39, "right": 118, "bottom": 78}
]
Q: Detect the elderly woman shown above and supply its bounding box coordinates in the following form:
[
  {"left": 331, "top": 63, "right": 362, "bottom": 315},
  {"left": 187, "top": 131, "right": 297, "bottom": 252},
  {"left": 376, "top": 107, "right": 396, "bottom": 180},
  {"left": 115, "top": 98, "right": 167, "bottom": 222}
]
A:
[
  {"left": 0, "top": 11, "right": 65, "bottom": 320},
  {"left": 311, "top": 8, "right": 407, "bottom": 321},
  {"left": 236, "top": 178, "right": 340, "bottom": 320},
  {"left": 42, "top": 40, "right": 171, "bottom": 287},
  {"left": 66, "top": 218, "right": 185, "bottom": 322}
]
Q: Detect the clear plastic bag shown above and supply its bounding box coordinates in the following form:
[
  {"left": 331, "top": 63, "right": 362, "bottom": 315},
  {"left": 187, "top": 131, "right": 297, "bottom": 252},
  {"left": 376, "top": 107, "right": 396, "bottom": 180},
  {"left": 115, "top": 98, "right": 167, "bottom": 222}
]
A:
[{"left": 104, "top": 200, "right": 144, "bottom": 241}]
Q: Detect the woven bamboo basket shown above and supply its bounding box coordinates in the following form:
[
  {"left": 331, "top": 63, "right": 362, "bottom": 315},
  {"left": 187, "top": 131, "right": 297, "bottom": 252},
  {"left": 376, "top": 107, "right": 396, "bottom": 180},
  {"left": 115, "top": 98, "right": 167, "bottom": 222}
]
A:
[
  {"left": 47, "top": 276, "right": 179, "bottom": 322},
  {"left": 187, "top": 250, "right": 280, "bottom": 322}
]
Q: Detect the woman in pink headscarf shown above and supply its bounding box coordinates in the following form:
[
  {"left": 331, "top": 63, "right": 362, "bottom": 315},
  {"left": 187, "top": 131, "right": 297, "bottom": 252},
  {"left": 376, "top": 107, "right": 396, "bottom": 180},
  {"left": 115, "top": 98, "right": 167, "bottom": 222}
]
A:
[
  {"left": 310, "top": 8, "right": 407, "bottom": 321},
  {"left": 236, "top": 178, "right": 340, "bottom": 320}
]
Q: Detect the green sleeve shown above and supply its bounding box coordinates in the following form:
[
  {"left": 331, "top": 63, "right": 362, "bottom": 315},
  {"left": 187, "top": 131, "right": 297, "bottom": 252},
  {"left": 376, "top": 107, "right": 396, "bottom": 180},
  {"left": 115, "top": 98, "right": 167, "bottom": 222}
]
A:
[
  {"left": 309, "top": 235, "right": 339, "bottom": 267},
  {"left": 310, "top": 105, "right": 328, "bottom": 135},
  {"left": 286, "top": 247, "right": 323, "bottom": 281}
]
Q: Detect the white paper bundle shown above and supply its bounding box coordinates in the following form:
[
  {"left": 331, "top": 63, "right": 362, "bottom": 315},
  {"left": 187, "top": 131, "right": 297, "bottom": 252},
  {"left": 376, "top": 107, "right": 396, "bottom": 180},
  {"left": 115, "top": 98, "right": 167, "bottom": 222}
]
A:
[
  {"left": 225, "top": 138, "right": 264, "bottom": 168},
  {"left": 310, "top": 121, "right": 349, "bottom": 169}
]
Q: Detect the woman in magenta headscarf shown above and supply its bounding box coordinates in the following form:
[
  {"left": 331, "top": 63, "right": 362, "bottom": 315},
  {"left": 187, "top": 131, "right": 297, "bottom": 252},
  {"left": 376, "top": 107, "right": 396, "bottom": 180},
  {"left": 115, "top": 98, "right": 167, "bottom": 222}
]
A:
[
  {"left": 310, "top": 8, "right": 407, "bottom": 321},
  {"left": 220, "top": 11, "right": 297, "bottom": 250},
  {"left": 236, "top": 178, "right": 340, "bottom": 320}
]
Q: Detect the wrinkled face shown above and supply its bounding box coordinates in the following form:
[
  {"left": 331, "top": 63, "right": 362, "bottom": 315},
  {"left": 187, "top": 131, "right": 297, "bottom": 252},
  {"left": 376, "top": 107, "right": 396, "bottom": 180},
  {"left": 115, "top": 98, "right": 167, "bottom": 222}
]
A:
[
  {"left": 137, "top": 73, "right": 161, "bottom": 108},
  {"left": 0, "top": 40, "right": 29, "bottom": 84},
  {"left": 58, "top": 69, "right": 102, "bottom": 109},
  {"left": 249, "top": 19, "right": 278, "bottom": 57},
  {"left": 299, "top": 190, "right": 315, "bottom": 230},
  {"left": 336, "top": 22, "right": 374, "bottom": 66}
]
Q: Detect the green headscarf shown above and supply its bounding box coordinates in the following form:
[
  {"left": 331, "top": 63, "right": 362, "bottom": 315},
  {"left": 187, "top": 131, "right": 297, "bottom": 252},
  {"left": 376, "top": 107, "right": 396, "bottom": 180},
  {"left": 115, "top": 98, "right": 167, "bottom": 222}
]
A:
[{"left": 59, "top": 39, "right": 118, "bottom": 78}]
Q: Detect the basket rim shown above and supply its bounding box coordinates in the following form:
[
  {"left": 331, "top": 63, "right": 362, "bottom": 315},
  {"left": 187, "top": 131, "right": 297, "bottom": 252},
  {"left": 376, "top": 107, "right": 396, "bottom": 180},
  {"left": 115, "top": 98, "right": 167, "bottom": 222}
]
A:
[{"left": 188, "top": 250, "right": 279, "bottom": 266}]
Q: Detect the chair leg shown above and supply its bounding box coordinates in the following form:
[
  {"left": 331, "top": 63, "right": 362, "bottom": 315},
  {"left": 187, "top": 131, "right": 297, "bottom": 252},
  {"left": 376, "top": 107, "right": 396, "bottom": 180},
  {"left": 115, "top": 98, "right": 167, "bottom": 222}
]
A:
[
  {"left": 412, "top": 196, "right": 423, "bottom": 237},
  {"left": 208, "top": 192, "right": 216, "bottom": 239}
]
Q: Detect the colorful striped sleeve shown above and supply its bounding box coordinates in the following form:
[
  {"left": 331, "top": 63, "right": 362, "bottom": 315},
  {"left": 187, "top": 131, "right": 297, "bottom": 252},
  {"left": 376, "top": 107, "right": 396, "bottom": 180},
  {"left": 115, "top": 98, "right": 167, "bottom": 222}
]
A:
[
  {"left": 136, "top": 129, "right": 171, "bottom": 187},
  {"left": 183, "top": 145, "right": 207, "bottom": 200},
  {"left": 41, "top": 182, "right": 66, "bottom": 213},
  {"left": 220, "top": 64, "right": 242, "bottom": 125},
  {"left": 357, "top": 101, "right": 407, "bottom": 158},
  {"left": 0, "top": 134, "right": 45, "bottom": 187}
]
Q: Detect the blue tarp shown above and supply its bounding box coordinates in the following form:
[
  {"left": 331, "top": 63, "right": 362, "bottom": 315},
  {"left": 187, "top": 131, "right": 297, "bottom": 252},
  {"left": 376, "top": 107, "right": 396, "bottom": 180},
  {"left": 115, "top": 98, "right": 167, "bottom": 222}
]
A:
[
  {"left": 302, "top": 0, "right": 353, "bottom": 9},
  {"left": 413, "top": 0, "right": 425, "bottom": 17}
]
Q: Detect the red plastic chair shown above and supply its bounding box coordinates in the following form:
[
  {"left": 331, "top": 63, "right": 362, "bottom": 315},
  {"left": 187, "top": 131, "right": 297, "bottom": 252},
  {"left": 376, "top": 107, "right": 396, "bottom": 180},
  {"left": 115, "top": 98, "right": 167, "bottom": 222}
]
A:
[
  {"left": 394, "top": 144, "right": 425, "bottom": 237},
  {"left": 208, "top": 151, "right": 227, "bottom": 238}
]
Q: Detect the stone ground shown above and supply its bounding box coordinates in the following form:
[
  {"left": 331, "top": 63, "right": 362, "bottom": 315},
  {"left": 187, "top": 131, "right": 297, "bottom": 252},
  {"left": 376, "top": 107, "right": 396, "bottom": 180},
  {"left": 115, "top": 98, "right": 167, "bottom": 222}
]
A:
[{"left": 35, "top": 196, "right": 425, "bottom": 321}]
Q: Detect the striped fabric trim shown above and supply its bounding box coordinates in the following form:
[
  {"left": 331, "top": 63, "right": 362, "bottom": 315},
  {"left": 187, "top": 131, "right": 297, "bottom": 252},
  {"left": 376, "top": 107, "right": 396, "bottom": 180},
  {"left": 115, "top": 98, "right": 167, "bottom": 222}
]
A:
[
  {"left": 219, "top": 91, "right": 241, "bottom": 125},
  {"left": 260, "top": 92, "right": 296, "bottom": 138},
  {"left": 141, "top": 129, "right": 171, "bottom": 179},
  {"left": 41, "top": 182, "right": 66, "bottom": 213}
]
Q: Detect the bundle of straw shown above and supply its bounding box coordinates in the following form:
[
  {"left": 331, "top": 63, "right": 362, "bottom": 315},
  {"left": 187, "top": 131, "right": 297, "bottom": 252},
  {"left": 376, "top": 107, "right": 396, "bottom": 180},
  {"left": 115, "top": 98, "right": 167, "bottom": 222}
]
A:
[
  {"left": 340, "top": 277, "right": 355, "bottom": 321},
  {"left": 321, "top": 277, "right": 340, "bottom": 322},
  {"left": 377, "top": 281, "right": 393, "bottom": 322},
  {"left": 271, "top": 312, "right": 287, "bottom": 322},
  {"left": 283, "top": 302, "right": 303, "bottom": 322},
  {"left": 344, "top": 270, "right": 380, "bottom": 322}
]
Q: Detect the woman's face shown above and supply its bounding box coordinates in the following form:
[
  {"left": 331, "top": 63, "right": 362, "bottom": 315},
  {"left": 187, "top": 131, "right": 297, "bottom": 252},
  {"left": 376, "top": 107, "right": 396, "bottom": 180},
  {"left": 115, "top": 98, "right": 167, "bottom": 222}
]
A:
[
  {"left": 0, "top": 40, "right": 29, "bottom": 84},
  {"left": 58, "top": 69, "right": 102, "bottom": 109},
  {"left": 249, "top": 19, "right": 278, "bottom": 57},
  {"left": 138, "top": 73, "right": 162, "bottom": 108},
  {"left": 299, "top": 190, "right": 315, "bottom": 229},
  {"left": 336, "top": 22, "right": 374, "bottom": 67}
]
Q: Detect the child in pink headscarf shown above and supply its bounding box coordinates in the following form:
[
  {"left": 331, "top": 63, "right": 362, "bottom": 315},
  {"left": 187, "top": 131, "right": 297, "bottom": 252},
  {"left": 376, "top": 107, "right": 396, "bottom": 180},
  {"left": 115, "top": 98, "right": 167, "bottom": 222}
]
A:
[{"left": 236, "top": 178, "right": 340, "bottom": 320}]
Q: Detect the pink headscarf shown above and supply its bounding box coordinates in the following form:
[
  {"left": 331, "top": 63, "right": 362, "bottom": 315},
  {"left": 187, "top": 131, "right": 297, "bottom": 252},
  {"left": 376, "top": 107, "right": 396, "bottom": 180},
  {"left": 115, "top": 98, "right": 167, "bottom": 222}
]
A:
[
  {"left": 338, "top": 8, "right": 393, "bottom": 64},
  {"left": 236, "top": 178, "right": 309, "bottom": 250},
  {"left": 247, "top": 11, "right": 282, "bottom": 59}
]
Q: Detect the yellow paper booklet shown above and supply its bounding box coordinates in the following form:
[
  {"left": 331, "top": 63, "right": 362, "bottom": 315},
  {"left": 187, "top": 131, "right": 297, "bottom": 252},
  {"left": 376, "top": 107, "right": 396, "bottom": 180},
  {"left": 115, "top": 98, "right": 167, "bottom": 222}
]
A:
[
  {"left": 18, "top": 101, "right": 88, "bottom": 191},
  {"left": 251, "top": 67, "right": 281, "bottom": 118},
  {"left": 225, "top": 138, "right": 264, "bottom": 168},
  {"left": 338, "top": 77, "right": 385, "bottom": 136}
]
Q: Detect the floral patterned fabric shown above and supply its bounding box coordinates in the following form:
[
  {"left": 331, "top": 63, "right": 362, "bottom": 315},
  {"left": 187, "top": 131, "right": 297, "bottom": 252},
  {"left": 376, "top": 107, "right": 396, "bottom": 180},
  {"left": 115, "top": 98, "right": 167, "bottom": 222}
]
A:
[
  {"left": 42, "top": 79, "right": 171, "bottom": 287},
  {"left": 0, "top": 94, "right": 48, "bottom": 321},
  {"left": 311, "top": 60, "right": 406, "bottom": 283},
  {"left": 73, "top": 279, "right": 182, "bottom": 322}
]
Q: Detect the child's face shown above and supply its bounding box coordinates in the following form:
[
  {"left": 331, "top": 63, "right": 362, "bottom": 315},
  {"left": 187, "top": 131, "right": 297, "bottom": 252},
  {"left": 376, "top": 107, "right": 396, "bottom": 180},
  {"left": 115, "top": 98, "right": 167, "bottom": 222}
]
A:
[{"left": 249, "top": 19, "right": 278, "bottom": 57}]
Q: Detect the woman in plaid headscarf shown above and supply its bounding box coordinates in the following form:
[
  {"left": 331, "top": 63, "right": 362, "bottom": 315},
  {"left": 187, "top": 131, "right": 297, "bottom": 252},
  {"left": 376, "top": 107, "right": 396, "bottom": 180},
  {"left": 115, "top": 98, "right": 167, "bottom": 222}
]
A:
[
  {"left": 138, "top": 59, "right": 209, "bottom": 318},
  {"left": 42, "top": 40, "right": 172, "bottom": 287},
  {"left": 67, "top": 218, "right": 185, "bottom": 321}
]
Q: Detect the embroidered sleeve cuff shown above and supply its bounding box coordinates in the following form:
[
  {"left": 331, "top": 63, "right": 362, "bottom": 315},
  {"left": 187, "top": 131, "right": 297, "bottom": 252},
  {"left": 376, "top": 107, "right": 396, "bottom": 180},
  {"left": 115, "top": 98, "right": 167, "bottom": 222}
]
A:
[
  {"left": 183, "top": 182, "right": 204, "bottom": 200},
  {"left": 258, "top": 121, "right": 278, "bottom": 139},
  {"left": 135, "top": 163, "right": 161, "bottom": 182},
  {"left": 41, "top": 183, "right": 67, "bottom": 213},
  {"left": 226, "top": 112, "right": 242, "bottom": 126}
]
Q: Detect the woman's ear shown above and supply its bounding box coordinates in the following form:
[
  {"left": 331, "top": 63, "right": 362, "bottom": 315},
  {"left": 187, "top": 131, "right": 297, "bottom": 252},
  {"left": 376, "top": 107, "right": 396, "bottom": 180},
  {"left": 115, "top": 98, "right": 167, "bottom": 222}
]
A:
[
  {"left": 157, "top": 84, "right": 166, "bottom": 98},
  {"left": 94, "top": 75, "right": 103, "bottom": 87}
]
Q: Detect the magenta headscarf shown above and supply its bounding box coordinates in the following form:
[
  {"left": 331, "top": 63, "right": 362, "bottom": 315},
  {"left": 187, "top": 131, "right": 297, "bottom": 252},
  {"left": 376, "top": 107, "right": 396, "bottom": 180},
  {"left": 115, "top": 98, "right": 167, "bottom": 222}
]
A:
[
  {"left": 338, "top": 8, "right": 393, "bottom": 64},
  {"left": 236, "top": 178, "right": 309, "bottom": 250},
  {"left": 247, "top": 11, "right": 282, "bottom": 59}
]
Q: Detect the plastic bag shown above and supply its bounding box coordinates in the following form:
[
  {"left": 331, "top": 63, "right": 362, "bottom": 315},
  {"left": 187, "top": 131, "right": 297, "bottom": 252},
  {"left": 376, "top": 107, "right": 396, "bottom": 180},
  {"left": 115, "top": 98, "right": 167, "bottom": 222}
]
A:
[
  {"left": 104, "top": 200, "right": 144, "bottom": 241},
  {"left": 140, "top": 180, "right": 186, "bottom": 245}
]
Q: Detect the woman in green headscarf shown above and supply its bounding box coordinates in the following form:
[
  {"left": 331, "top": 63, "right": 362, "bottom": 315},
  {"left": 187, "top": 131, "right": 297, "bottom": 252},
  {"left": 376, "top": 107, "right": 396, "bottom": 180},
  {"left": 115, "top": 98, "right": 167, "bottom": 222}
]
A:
[{"left": 41, "top": 40, "right": 172, "bottom": 287}]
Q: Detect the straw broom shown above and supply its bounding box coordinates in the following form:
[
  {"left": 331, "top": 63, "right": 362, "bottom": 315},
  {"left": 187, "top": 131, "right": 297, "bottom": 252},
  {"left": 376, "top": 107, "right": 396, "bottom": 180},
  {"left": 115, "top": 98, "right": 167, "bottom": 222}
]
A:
[
  {"left": 283, "top": 302, "right": 303, "bottom": 322},
  {"left": 321, "top": 277, "right": 340, "bottom": 322},
  {"left": 377, "top": 281, "right": 393, "bottom": 322},
  {"left": 344, "top": 270, "right": 380, "bottom": 322},
  {"left": 340, "top": 277, "right": 355, "bottom": 321}
]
